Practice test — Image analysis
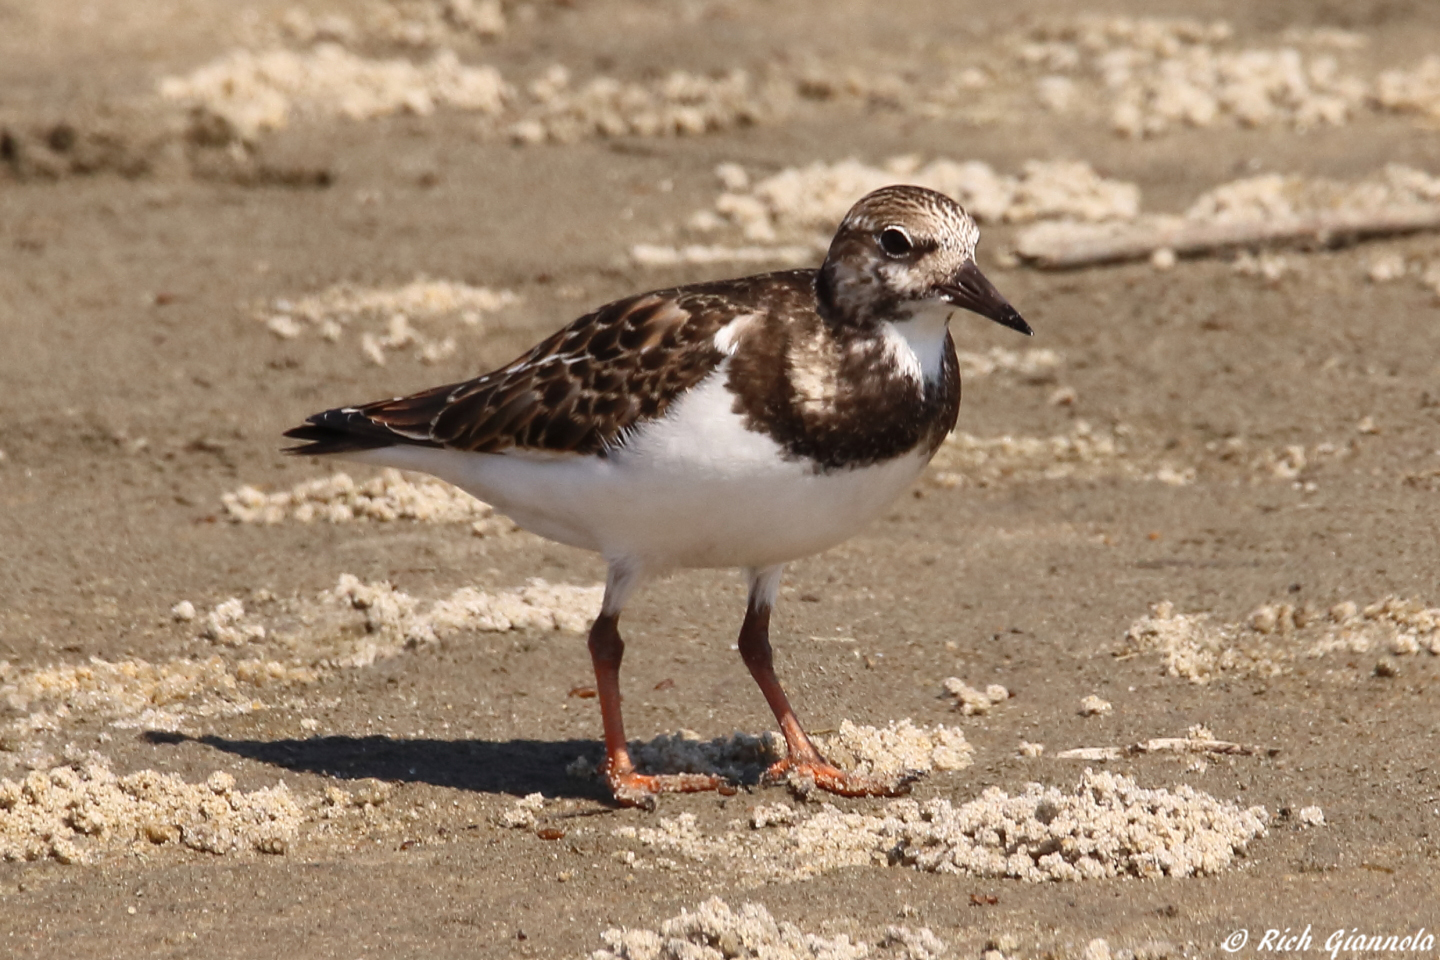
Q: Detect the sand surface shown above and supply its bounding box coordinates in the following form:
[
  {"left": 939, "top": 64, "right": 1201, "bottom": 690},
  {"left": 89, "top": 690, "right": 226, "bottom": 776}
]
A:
[{"left": 2, "top": 1, "right": 1439, "bottom": 957}]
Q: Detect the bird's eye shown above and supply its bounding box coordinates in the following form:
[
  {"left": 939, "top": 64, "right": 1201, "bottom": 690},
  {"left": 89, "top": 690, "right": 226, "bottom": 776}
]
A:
[{"left": 878, "top": 226, "right": 913, "bottom": 258}]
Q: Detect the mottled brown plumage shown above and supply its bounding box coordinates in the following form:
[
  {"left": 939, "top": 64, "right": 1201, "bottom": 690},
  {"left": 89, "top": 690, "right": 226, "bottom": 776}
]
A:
[
  {"left": 288, "top": 275, "right": 784, "bottom": 457},
  {"left": 722, "top": 286, "right": 962, "bottom": 470}
]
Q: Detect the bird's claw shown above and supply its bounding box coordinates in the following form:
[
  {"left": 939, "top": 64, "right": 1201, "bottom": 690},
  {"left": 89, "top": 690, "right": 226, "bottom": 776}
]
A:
[
  {"left": 762, "top": 756, "right": 925, "bottom": 799},
  {"left": 606, "top": 770, "right": 730, "bottom": 809}
]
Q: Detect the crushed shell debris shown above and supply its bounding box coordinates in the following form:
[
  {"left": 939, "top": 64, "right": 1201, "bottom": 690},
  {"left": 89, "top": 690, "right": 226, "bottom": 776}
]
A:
[
  {"left": 605, "top": 769, "right": 1267, "bottom": 883},
  {"left": 1, "top": 752, "right": 398, "bottom": 865},
  {"left": 1015, "top": 164, "right": 1440, "bottom": 267},
  {"left": 562, "top": 721, "right": 973, "bottom": 786},
  {"left": 261, "top": 277, "right": 519, "bottom": 364},
  {"left": 1122, "top": 596, "right": 1440, "bottom": 683},
  {"left": 1, "top": 577, "right": 600, "bottom": 735},
  {"left": 942, "top": 679, "right": 1011, "bottom": 716},
  {"left": 166, "top": 15, "right": 1440, "bottom": 148},
  {"left": 1020, "top": 17, "right": 1371, "bottom": 137},
  {"left": 591, "top": 898, "right": 923, "bottom": 960},
  {"left": 0, "top": 754, "right": 306, "bottom": 864},
  {"left": 223, "top": 469, "right": 515, "bottom": 534},
  {"left": 161, "top": 44, "right": 510, "bottom": 139}
]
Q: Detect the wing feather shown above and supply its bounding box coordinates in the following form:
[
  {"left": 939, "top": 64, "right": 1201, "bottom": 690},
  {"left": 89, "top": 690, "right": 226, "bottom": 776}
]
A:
[{"left": 284, "top": 271, "right": 818, "bottom": 457}]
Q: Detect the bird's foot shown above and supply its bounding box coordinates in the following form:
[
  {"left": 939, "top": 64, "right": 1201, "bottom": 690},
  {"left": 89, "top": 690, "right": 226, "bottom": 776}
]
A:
[
  {"left": 607, "top": 770, "right": 730, "bottom": 811},
  {"left": 762, "top": 756, "right": 923, "bottom": 799}
]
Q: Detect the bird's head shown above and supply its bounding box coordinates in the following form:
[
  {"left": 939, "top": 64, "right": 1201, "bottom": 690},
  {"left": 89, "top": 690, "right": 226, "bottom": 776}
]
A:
[{"left": 816, "top": 184, "right": 1031, "bottom": 336}]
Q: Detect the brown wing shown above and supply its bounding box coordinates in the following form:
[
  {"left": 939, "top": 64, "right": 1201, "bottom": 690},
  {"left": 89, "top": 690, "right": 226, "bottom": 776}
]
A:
[{"left": 284, "top": 272, "right": 818, "bottom": 457}]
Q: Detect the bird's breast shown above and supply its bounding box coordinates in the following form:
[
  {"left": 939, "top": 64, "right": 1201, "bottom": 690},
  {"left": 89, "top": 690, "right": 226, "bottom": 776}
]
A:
[{"left": 722, "top": 313, "right": 959, "bottom": 472}]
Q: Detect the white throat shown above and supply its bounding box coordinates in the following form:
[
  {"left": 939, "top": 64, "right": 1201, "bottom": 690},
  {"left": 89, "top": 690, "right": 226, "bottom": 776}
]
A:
[{"left": 882, "top": 299, "right": 952, "bottom": 383}]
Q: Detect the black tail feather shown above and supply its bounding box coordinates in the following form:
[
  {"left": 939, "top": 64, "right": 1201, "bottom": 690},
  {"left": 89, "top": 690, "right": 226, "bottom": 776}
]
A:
[{"left": 283, "top": 407, "right": 442, "bottom": 456}]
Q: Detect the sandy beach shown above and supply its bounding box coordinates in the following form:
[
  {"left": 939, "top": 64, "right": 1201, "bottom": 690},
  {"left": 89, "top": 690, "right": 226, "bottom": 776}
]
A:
[{"left": 2, "top": 2, "right": 1439, "bottom": 957}]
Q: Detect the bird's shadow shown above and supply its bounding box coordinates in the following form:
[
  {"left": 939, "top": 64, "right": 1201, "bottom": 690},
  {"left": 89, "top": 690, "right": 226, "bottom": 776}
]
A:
[{"left": 144, "top": 731, "right": 611, "bottom": 802}]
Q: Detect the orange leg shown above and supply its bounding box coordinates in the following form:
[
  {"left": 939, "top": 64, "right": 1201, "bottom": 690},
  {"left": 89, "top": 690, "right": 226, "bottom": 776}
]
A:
[
  {"left": 737, "top": 591, "right": 919, "bottom": 798},
  {"left": 588, "top": 612, "right": 725, "bottom": 808}
]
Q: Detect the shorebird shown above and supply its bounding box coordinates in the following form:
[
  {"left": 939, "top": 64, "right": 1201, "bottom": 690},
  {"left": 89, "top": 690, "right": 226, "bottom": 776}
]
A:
[{"left": 286, "top": 185, "right": 1030, "bottom": 807}]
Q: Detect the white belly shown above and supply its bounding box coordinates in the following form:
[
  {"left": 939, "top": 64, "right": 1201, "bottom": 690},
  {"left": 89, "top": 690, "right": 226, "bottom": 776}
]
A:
[{"left": 350, "top": 368, "right": 931, "bottom": 570}]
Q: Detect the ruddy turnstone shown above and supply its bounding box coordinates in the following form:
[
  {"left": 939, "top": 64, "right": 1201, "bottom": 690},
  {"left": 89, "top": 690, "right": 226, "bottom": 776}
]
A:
[{"left": 286, "top": 185, "right": 1030, "bottom": 807}]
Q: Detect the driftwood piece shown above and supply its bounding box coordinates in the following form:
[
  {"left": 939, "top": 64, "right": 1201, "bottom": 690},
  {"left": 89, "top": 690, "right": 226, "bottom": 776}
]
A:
[
  {"left": 1054, "top": 738, "right": 1279, "bottom": 761},
  {"left": 1014, "top": 204, "right": 1440, "bottom": 269}
]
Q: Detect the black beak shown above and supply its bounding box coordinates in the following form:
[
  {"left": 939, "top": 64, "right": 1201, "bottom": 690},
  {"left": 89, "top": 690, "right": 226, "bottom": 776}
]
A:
[{"left": 939, "top": 261, "right": 1032, "bottom": 336}]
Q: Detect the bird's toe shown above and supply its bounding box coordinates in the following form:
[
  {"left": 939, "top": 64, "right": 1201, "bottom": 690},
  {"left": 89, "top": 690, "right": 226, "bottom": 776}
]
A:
[
  {"left": 764, "top": 756, "right": 926, "bottom": 799},
  {"left": 606, "top": 770, "right": 729, "bottom": 809}
]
